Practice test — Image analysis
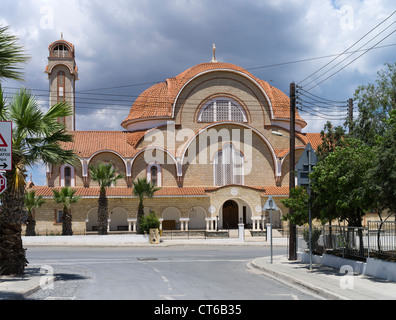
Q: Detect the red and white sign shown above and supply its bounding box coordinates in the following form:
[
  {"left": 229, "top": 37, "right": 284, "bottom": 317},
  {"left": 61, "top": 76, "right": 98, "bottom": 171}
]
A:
[
  {"left": 0, "top": 173, "right": 6, "bottom": 195},
  {"left": 0, "top": 121, "right": 12, "bottom": 171}
]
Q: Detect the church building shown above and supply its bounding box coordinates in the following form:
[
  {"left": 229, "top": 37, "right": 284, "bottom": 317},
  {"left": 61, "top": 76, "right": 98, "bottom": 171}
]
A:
[{"left": 28, "top": 37, "right": 321, "bottom": 235}]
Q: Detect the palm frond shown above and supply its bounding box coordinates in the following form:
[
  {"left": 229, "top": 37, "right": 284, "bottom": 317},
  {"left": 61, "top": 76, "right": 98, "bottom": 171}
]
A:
[{"left": 0, "top": 25, "right": 30, "bottom": 81}]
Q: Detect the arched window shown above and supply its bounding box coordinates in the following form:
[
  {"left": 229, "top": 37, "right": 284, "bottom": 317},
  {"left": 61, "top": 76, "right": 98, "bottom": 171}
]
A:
[
  {"left": 57, "top": 71, "right": 65, "bottom": 102},
  {"left": 64, "top": 167, "right": 71, "bottom": 187},
  {"left": 214, "top": 144, "right": 244, "bottom": 186},
  {"left": 52, "top": 44, "right": 70, "bottom": 58},
  {"left": 61, "top": 165, "right": 75, "bottom": 187},
  {"left": 198, "top": 98, "right": 247, "bottom": 122},
  {"left": 57, "top": 71, "right": 66, "bottom": 125},
  {"left": 147, "top": 163, "right": 161, "bottom": 186}
]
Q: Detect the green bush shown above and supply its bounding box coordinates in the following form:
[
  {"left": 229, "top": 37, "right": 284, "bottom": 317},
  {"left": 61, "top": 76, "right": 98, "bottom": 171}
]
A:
[
  {"left": 302, "top": 228, "right": 321, "bottom": 250},
  {"left": 140, "top": 211, "right": 160, "bottom": 233}
]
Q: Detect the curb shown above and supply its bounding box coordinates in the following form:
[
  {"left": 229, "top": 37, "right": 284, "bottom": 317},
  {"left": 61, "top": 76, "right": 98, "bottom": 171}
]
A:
[{"left": 249, "top": 259, "right": 350, "bottom": 300}]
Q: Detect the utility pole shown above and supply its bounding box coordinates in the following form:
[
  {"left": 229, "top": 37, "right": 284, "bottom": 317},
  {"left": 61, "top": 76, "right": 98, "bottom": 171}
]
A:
[
  {"left": 289, "top": 82, "right": 297, "bottom": 261},
  {"left": 348, "top": 98, "right": 353, "bottom": 132}
]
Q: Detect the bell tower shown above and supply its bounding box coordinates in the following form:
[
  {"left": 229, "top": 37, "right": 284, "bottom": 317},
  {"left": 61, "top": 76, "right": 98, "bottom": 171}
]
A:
[{"left": 45, "top": 34, "right": 78, "bottom": 131}]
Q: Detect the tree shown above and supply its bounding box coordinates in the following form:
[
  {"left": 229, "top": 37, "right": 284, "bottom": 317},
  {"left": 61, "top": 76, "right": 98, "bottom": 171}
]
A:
[
  {"left": 0, "top": 88, "right": 76, "bottom": 275},
  {"left": 24, "top": 190, "right": 45, "bottom": 236},
  {"left": 316, "top": 121, "right": 345, "bottom": 160},
  {"left": 368, "top": 109, "right": 396, "bottom": 218},
  {"left": 0, "top": 25, "right": 29, "bottom": 81},
  {"left": 52, "top": 187, "right": 80, "bottom": 236},
  {"left": 310, "top": 138, "right": 375, "bottom": 255},
  {"left": 311, "top": 138, "right": 374, "bottom": 226},
  {"left": 281, "top": 187, "right": 310, "bottom": 226},
  {"left": 132, "top": 178, "right": 160, "bottom": 234},
  {"left": 350, "top": 62, "right": 396, "bottom": 146},
  {"left": 89, "top": 162, "right": 123, "bottom": 235}
]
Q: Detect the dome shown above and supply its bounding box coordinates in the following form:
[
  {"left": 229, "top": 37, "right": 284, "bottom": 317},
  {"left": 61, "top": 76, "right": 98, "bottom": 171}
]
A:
[{"left": 121, "top": 62, "right": 305, "bottom": 130}]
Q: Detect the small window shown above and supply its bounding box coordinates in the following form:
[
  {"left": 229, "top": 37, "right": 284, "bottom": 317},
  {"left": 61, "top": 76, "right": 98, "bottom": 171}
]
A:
[
  {"left": 64, "top": 167, "right": 71, "bottom": 187},
  {"left": 198, "top": 98, "right": 247, "bottom": 122},
  {"left": 150, "top": 166, "right": 158, "bottom": 186},
  {"left": 55, "top": 210, "right": 63, "bottom": 224},
  {"left": 147, "top": 164, "right": 161, "bottom": 187},
  {"left": 61, "top": 165, "right": 74, "bottom": 187}
]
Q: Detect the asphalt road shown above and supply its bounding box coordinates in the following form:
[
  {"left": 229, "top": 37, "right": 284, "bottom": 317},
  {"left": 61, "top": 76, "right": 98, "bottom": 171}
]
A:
[{"left": 25, "top": 245, "right": 317, "bottom": 300}]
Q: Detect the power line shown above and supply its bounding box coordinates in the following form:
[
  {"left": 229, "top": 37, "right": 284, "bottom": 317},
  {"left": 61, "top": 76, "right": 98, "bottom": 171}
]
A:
[
  {"left": 298, "top": 9, "right": 396, "bottom": 86},
  {"left": 303, "top": 21, "right": 396, "bottom": 89},
  {"left": 305, "top": 27, "right": 396, "bottom": 91}
]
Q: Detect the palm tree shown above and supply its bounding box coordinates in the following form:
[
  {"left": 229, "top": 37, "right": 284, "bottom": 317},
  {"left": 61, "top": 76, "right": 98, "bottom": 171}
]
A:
[
  {"left": 133, "top": 178, "right": 160, "bottom": 234},
  {"left": 24, "top": 190, "right": 45, "bottom": 236},
  {"left": 0, "top": 25, "right": 30, "bottom": 81},
  {"left": 52, "top": 187, "right": 80, "bottom": 236},
  {"left": 0, "top": 88, "right": 76, "bottom": 275},
  {"left": 0, "top": 25, "right": 72, "bottom": 275},
  {"left": 89, "top": 162, "right": 123, "bottom": 235}
]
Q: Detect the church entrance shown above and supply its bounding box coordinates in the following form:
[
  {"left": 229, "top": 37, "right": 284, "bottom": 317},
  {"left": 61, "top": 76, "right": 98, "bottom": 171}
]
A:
[{"left": 222, "top": 200, "right": 239, "bottom": 229}]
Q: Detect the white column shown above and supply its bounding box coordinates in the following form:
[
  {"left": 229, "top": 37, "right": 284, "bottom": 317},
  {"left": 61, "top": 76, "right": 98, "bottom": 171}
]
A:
[
  {"left": 159, "top": 218, "right": 163, "bottom": 231},
  {"left": 205, "top": 218, "right": 213, "bottom": 231},
  {"left": 128, "top": 218, "right": 136, "bottom": 232},
  {"left": 180, "top": 218, "right": 189, "bottom": 231}
]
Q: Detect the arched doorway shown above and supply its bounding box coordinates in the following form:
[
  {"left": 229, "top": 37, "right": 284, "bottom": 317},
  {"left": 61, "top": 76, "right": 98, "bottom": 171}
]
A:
[{"left": 222, "top": 200, "right": 239, "bottom": 229}]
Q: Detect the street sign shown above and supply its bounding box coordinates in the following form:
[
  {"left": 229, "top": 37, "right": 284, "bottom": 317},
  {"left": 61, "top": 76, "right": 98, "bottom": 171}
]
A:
[
  {"left": 0, "top": 173, "right": 6, "bottom": 195},
  {"left": 296, "top": 143, "right": 318, "bottom": 187},
  {"left": 263, "top": 195, "right": 278, "bottom": 211},
  {"left": 0, "top": 121, "right": 12, "bottom": 171}
]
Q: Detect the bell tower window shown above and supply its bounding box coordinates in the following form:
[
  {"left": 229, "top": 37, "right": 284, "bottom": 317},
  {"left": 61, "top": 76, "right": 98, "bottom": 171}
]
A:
[{"left": 52, "top": 44, "right": 70, "bottom": 58}]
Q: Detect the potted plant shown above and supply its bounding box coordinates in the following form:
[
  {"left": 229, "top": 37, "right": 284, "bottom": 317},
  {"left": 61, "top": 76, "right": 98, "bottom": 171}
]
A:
[{"left": 140, "top": 211, "right": 160, "bottom": 244}]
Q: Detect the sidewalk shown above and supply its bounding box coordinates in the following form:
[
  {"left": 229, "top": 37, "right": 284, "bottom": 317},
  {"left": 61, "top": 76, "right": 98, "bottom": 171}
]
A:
[
  {"left": 18, "top": 234, "right": 288, "bottom": 247},
  {"left": 1, "top": 235, "right": 396, "bottom": 300},
  {"left": 250, "top": 255, "right": 396, "bottom": 300}
]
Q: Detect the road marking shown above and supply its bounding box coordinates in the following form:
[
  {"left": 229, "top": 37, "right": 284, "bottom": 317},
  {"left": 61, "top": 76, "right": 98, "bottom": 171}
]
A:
[{"left": 158, "top": 295, "right": 185, "bottom": 300}]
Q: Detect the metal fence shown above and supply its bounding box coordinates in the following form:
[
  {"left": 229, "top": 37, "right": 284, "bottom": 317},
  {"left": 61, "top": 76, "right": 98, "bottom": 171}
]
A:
[
  {"left": 318, "top": 222, "right": 396, "bottom": 262},
  {"left": 322, "top": 225, "right": 367, "bottom": 261},
  {"left": 367, "top": 221, "right": 396, "bottom": 261}
]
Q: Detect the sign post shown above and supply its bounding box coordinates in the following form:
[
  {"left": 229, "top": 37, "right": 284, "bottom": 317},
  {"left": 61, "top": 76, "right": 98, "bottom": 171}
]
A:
[
  {"left": 296, "top": 143, "right": 318, "bottom": 270},
  {"left": 263, "top": 196, "right": 278, "bottom": 264}
]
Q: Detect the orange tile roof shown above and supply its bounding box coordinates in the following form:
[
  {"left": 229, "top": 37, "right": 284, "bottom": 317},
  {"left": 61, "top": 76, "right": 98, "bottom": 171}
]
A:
[
  {"left": 261, "top": 186, "right": 290, "bottom": 196},
  {"left": 28, "top": 186, "right": 208, "bottom": 197},
  {"left": 121, "top": 62, "right": 305, "bottom": 127},
  {"left": 61, "top": 130, "right": 147, "bottom": 158},
  {"left": 296, "top": 132, "right": 322, "bottom": 151},
  {"left": 29, "top": 185, "right": 289, "bottom": 197}
]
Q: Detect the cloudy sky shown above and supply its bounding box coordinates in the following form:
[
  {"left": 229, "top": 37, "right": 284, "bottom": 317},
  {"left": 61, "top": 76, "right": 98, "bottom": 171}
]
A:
[{"left": 1, "top": 0, "right": 395, "bottom": 184}]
